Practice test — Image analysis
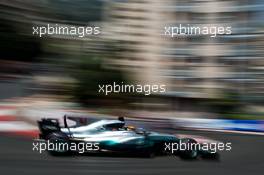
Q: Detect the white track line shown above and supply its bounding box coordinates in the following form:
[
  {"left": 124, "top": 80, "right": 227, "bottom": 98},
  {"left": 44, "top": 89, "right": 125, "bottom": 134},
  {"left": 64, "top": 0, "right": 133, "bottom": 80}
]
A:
[{"left": 0, "top": 121, "right": 37, "bottom": 131}]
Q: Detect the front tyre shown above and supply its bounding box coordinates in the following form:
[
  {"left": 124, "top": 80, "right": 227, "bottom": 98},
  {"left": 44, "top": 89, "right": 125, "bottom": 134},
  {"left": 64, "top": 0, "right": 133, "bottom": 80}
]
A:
[{"left": 178, "top": 138, "right": 198, "bottom": 160}]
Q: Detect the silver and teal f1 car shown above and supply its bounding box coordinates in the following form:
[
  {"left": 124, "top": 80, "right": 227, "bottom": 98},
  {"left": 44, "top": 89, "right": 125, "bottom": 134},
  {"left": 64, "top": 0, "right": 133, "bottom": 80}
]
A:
[{"left": 37, "top": 116, "right": 219, "bottom": 159}]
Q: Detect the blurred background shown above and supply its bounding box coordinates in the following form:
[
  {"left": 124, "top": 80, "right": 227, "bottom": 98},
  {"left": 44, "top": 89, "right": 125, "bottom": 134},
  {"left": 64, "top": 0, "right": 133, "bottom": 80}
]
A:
[
  {"left": 1, "top": 0, "right": 264, "bottom": 120},
  {"left": 1, "top": 1, "right": 264, "bottom": 175}
]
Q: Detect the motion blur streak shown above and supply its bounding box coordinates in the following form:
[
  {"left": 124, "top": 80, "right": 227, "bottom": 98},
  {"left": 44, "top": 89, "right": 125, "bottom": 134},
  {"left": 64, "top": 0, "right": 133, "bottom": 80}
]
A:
[
  {"left": 1, "top": 131, "right": 264, "bottom": 175},
  {"left": 0, "top": 0, "right": 264, "bottom": 175}
]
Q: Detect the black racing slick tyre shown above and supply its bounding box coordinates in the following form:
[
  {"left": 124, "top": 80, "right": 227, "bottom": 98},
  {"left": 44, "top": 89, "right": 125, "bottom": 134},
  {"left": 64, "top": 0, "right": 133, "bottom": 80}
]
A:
[
  {"left": 178, "top": 138, "right": 198, "bottom": 160},
  {"left": 46, "top": 132, "right": 70, "bottom": 156}
]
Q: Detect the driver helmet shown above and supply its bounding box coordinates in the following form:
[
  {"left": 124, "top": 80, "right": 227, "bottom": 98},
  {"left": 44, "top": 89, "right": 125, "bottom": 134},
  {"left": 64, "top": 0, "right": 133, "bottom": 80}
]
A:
[{"left": 127, "top": 125, "right": 135, "bottom": 131}]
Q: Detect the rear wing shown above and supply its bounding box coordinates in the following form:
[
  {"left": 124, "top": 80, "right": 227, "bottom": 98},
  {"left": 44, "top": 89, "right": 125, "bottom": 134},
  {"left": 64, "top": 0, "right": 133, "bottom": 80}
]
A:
[{"left": 37, "top": 118, "right": 60, "bottom": 139}]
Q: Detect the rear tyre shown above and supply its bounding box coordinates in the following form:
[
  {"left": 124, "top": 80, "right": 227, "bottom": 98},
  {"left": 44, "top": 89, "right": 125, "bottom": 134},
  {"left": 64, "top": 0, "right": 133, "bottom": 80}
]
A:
[
  {"left": 179, "top": 138, "right": 198, "bottom": 160},
  {"left": 46, "top": 132, "right": 70, "bottom": 156}
]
